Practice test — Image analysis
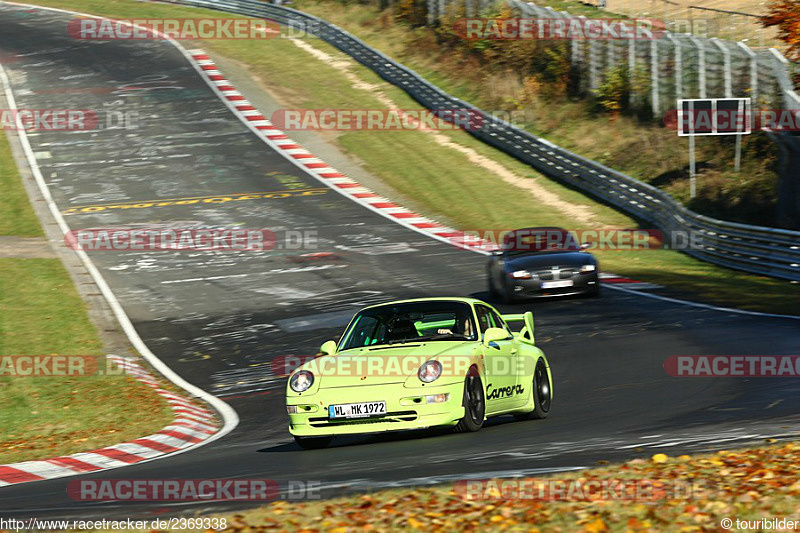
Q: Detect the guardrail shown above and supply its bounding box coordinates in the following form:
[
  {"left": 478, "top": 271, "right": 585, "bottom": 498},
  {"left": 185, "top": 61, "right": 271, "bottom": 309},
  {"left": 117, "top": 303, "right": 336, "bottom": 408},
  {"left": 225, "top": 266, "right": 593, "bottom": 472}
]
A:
[{"left": 168, "top": 0, "right": 800, "bottom": 281}]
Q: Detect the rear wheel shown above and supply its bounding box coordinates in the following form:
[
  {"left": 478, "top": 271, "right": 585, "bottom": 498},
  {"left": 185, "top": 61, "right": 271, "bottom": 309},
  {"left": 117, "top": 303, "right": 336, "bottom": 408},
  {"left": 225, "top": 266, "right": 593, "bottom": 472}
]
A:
[
  {"left": 455, "top": 373, "right": 485, "bottom": 432},
  {"left": 294, "top": 436, "right": 332, "bottom": 449},
  {"left": 514, "top": 359, "right": 552, "bottom": 421}
]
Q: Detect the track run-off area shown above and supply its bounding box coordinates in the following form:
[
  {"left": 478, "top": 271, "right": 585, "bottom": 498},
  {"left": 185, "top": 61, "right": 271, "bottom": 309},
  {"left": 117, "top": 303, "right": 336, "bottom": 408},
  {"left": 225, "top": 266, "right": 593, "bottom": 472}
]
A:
[{"left": 1, "top": 2, "right": 799, "bottom": 520}]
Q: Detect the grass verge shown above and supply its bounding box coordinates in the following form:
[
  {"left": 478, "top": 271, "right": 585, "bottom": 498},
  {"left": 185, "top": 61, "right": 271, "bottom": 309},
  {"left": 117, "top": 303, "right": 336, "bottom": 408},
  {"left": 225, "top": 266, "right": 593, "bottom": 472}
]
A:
[
  {"left": 0, "top": 132, "right": 41, "bottom": 237},
  {"left": 17, "top": 0, "right": 800, "bottom": 316},
  {"left": 0, "top": 131, "right": 173, "bottom": 463}
]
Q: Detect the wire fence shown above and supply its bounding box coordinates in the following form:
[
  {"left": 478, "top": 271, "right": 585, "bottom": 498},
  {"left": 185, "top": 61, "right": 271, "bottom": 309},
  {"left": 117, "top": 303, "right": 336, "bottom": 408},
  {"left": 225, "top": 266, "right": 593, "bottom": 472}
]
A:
[
  {"left": 507, "top": 0, "right": 800, "bottom": 118},
  {"left": 356, "top": 0, "right": 799, "bottom": 109},
  {"left": 581, "top": 0, "right": 778, "bottom": 47},
  {"left": 426, "top": 0, "right": 497, "bottom": 23}
]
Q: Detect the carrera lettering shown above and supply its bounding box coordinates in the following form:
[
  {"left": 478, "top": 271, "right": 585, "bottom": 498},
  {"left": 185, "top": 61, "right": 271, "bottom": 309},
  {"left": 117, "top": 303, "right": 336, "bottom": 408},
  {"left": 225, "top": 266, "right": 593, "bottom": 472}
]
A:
[{"left": 486, "top": 383, "right": 525, "bottom": 400}]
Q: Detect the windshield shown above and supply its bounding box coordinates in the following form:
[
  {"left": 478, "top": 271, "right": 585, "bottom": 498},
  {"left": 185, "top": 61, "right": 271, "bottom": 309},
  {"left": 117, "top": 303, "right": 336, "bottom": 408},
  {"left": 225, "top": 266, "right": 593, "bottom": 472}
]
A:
[
  {"left": 339, "top": 301, "right": 477, "bottom": 350},
  {"left": 502, "top": 228, "right": 581, "bottom": 254}
]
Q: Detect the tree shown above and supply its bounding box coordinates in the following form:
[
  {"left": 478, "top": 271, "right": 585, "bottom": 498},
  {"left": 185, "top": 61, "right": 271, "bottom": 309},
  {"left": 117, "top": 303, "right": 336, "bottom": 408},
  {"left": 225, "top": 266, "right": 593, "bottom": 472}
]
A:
[{"left": 762, "top": 0, "right": 800, "bottom": 60}]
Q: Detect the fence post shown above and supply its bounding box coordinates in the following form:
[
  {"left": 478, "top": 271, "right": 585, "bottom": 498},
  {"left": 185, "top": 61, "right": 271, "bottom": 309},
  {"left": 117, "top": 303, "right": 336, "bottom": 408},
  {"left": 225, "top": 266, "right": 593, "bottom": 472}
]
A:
[
  {"left": 667, "top": 34, "right": 683, "bottom": 100},
  {"left": 571, "top": 15, "right": 588, "bottom": 95},
  {"left": 651, "top": 39, "right": 660, "bottom": 115},
  {"left": 589, "top": 38, "right": 600, "bottom": 91},
  {"left": 737, "top": 42, "right": 758, "bottom": 109},
  {"left": 572, "top": 26, "right": 582, "bottom": 65},
  {"left": 690, "top": 36, "right": 707, "bottom": 98},
  {"left": 769, "top": 48, "right": 800, "bottom": 110},
  {"left": 628, "top": 37, "right": 636, "bottom": 104},
  {"left": 711, "top": 38, "right": 733, "bottom": 97}
]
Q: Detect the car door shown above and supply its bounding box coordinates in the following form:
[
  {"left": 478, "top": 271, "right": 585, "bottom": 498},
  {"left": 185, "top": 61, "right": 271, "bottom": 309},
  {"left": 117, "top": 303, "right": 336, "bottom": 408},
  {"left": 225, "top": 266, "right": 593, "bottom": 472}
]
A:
[
  {"left": 476, "top": 305, "right": 519, "bottom": 412},
  {"left": 486, "top": 307, "right": 529, "bottom": 408}
]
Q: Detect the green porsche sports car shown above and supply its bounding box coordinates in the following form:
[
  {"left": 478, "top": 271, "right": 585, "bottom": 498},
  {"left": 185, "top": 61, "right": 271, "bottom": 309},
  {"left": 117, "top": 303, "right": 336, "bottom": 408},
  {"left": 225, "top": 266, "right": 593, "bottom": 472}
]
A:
[{"left": 285, "top": 297, "right": 552, "bottom": 449}]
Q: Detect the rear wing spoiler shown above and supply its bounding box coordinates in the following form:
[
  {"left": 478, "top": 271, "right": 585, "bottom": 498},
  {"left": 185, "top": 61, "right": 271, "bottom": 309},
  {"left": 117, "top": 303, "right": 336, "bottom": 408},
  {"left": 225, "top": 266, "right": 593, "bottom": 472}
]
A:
[{"left": 501, "top": 311, "right": 535, "bottom": 343}]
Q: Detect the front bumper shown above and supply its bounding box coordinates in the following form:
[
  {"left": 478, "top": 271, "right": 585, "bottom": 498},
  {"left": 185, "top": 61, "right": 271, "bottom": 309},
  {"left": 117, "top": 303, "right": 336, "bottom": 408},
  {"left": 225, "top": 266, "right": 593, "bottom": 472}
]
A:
[
  {"left": 509, "top": 272, "right": 598, "bottom": 298},
  {"left": 287, "top": 381, "right": 464, "bottom": 437}
]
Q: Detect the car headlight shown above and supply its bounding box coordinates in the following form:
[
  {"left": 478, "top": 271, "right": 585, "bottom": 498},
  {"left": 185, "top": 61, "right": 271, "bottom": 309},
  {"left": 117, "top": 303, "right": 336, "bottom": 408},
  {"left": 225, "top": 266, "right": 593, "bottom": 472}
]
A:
[
  {"left": 580, "top": 264, "right": 596, "bottom": 273},
  {"left": 418, "top": 361, "right": 443, "bottom": 383},
  {"left": 290, "top": 370, "right": 314, "bottom": 393},
  {"left": 510, "top": 270, "right": 533, "bottom": 279}
]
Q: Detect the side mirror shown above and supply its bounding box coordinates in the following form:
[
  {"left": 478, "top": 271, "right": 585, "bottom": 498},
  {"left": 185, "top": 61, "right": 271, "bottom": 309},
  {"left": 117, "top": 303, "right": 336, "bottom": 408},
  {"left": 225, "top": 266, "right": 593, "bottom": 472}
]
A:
[
  {"left": 483, "top": 327, "right": 510, "bottom": 347},
  {"left": 320, "top": 340, "right": 337, "bottom": 356},
  {"left": 580, "top": 242, "right": 591, "bottom": 250}
]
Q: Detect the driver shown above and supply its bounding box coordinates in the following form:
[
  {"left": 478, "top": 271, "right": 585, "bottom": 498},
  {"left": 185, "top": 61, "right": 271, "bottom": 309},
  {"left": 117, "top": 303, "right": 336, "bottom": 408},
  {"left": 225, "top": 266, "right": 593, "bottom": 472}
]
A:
[{"left": 437, "top": 311, "right": 473, "bottom": 338}]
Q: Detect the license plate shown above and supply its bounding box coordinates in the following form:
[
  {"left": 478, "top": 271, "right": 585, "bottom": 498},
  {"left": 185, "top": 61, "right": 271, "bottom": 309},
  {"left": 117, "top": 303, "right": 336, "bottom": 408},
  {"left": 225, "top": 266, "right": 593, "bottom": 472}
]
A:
[
  {"left": 329, "top": 401, "right": 387, "bottom": 419},
  {"left": 541, "top": 280, "right": 573, "bottom": 289}
]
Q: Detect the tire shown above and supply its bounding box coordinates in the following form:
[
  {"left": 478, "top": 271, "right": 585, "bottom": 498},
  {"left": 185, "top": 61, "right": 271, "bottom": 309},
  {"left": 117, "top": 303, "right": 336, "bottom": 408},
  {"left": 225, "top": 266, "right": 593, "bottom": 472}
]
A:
[
  {"left": 455, "top": 373, "right": 485, "bottom": 432},
  {"left": 294, "top": 435, "right": 332, "bottom": 449},
  {"left": 585, "top": 283, "right": 601, "bottom": 298},
  {"left": 501, "top": 279, "right": 515, "bottom": 304},
  {"left": 514, "top": 359, "right": 552, "bottom": 421},
  {"left": 488, "top": 274, "right": 500, "bottom": 299}
]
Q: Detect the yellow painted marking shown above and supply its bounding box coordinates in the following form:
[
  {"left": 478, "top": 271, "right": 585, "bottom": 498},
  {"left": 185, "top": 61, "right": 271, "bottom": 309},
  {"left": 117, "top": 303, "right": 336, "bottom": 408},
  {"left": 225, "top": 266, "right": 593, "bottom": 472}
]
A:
[{"left": 62, "top": 188, "right": 329, "bottom": 214}]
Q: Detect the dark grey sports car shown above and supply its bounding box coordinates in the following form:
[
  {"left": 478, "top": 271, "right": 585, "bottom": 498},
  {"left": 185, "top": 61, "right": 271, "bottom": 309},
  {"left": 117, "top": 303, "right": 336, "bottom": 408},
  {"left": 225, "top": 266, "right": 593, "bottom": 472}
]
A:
[{"left": 487, "top": 228, "right": 600, "bottom": 302}]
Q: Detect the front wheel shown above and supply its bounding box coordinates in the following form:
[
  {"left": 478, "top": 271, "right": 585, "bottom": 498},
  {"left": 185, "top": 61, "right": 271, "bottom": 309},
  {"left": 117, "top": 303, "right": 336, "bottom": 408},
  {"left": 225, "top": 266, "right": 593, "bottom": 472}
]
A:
[
  {"left": 514, "top": 359, "right": 552, "bottom": 421},
  {"left": 501, "top": 279, "right": 516, "bottom": 304},
  {"left": 294, "top": 435, "right": 332, "bottom": 449},
  {"left": 455, "top": 373, "right": 485, "bottom": 432},
  {"left": 584, "top": 283, "right": 601, "bottom": 298},
  {"left": 488, "top": 274, "right": 500, "bottom": 299}
]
